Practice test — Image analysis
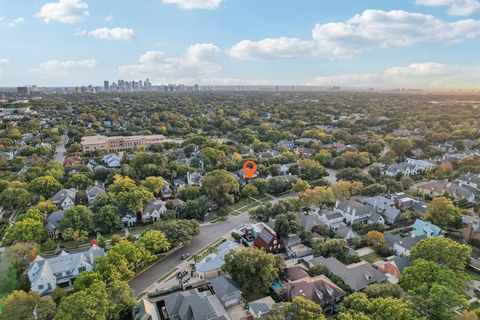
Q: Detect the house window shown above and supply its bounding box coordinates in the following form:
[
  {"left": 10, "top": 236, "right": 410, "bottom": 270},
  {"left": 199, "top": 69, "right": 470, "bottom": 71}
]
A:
[
  {"left": 38, "top": 285, "right": 44, "bottom": 290},
  {"left": 78, "top": 266, "right": 86, "bottom": 273}
]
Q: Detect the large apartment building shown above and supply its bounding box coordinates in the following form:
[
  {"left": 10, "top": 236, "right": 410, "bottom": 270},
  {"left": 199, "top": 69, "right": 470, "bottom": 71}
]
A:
[{"left": 81, "top": 134, "right": 167, "bottom": 152}]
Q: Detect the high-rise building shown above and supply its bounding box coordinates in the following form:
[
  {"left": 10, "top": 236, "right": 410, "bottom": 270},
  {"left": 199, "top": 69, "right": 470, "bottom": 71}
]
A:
[
  {"left": 17, "top": 86, "right": 30, "bottom": 95},
  {"left": 104, "top": 80, "right": 109, "bottom": 91}
]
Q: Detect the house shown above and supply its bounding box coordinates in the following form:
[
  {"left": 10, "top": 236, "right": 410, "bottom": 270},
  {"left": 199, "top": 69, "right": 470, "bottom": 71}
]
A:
[
  {"left": 27, "top": 244, "right": 105, "bottom": 295},
  {"left": 456, "top": 173, "right": 480, "bottom": 190},
  {"left": 51, "top": 188, "right": 78, "bottom": 209},
  {"left": 333, "top": 200, "right": 377, "bottom": 225},
  {"left": 187, "top": 172, "right": 205, "bottom": 186},
  {"left": 305, "top": 256, "right": 387, "bottom": 292},
  {"left": 282, "top": 235, "right": 312, "bottom": 258},
  {"left": 391, "top": 193, "right": 428, "bottom": 215},
  {"left": 102, "top": 153, "right": 121, "bottom": 168},
  {"left": 298, "top": 211, "right": 324, "bottom": 232},
  {"left": 361, "top": 196, "right": 401, "bottom": 225},
  {"left": 162, "top": 289, "right": 231, "bottom": 320},
  {"left": 173, "top": 179, "right": 187, "bottom": 191},
  {"left": 133, "top": 298, "right": 161, "bottom": 320},
  {"left": 462, "top": 215, "right": 480, "bottom": 242},
  {"left": 277, "top": 139, "right": 295, "bottom": 150},
  {"left": 385, "top": 158, "right": 434, "bottom": 177},
  {"left": 373, "top": 256, "right": 410, "bottom": 284},
  {"left": 142, "top": 199, "right": 167, "bottom": 223},
  {"left": 258, "top": 150, "right": 281, "bottom": 159},
  {"left": 411, "top": 219, "right": 443, "bottom": 238},
  {"left": 63, "top": 156, "right": 82, "bottom": 170},
  {"left": 384, "top": 232, "right": 425, "bottom": 256},
  {"left": 415, "top": 180, "right": 477, "bottom": 203},
  {"left": 335, "top": 225, "right": 356, "bottom": 241},
  {"left": 253, "top": 224, "right": 283, "bottom": 253},
  {"left": 86, "top": 183, "right": 105, "bottom": 204},
  {"left": 45, "top": 210, "right": 65, "bottom": 239},
  {"left": 284, "top": 264, "right": 346, "bottom": 315},
  {"left": 195, "top": 241, "right": 240, "bottom": 280},
  {"left": 318, "top": 209, "right": 345, "bottom": 230},
  {"left": 160, "top": 185, "right": 174, "bottom": 200},
  {"left": 119, "top": 207, "right": 137, "bottom": 227},
  {"left": 210, "top": 276, "right": 243, "bottom": 308},
  {"left": 248, "top": 296, "right": 276, "bottom": 318}
]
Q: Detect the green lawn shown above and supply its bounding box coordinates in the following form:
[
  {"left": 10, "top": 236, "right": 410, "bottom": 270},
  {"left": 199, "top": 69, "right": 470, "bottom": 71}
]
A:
[
  {"left": 0, "top": 252, "right": 18, "bottom": 315},
  {"left": 466, "top": 268, "right": 480, "bottom": 281},
  {"left": 362, "top": 252, "right": 381, "bottom": 264}
]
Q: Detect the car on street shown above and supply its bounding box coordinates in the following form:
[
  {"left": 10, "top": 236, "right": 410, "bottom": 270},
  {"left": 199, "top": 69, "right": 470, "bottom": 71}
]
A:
[{"left": 181, "top": 253, "right": 190, "bottom": 260}]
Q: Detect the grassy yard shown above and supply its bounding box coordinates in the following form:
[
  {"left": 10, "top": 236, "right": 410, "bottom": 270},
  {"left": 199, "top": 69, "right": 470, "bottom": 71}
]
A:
[
  {"left": 361, "top": 252, "right": 381, "bottom": 264},
  {"left": 225, "top": 194, "right": 271, "bottom": 215},
  {"left": 0, "top": 252, "right": 18, "bottom": 315},
  {"left": 466, "top": 268, "right": 480, "bottom": 281}
]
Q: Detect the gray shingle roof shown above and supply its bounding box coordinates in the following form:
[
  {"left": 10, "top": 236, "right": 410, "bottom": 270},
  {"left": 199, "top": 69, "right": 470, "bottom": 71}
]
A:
[
  {"left": 210, "top": 276, "right": 242, "bottom": 300},
  {"left": 45, "top": 210, "right": 65, "bottom": 231}
]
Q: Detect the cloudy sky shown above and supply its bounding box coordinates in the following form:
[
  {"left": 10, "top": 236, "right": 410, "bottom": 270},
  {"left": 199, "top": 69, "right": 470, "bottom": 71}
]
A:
[{"left": 0, "top": 0, "right": 479, "bottom": 88}]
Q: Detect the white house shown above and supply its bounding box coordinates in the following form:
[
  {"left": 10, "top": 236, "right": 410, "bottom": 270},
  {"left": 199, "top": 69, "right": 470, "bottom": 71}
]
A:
[
  {"left": 51, "top": 188, "right": 78, "bottom": 209},
  {"left": 119, "top": 207, "right": 137, "bottom": 227},
  {"left": 334, "top": 200, "right": 374, "bottom": 225},
  {"left": 142, "top": 199, "right": 167, "bottom": 223},
  {"left": 28, "top": 244, "right": 105, "bottom": 295},
  {"left": 187, "top": 172, "right": 205, "bottom": 186},
  {"left": 86, "top": 183, "right": 105, "bottom": 204},
  {"left": 194, "top": 241, "right": 240, "bottom": 280},
  {"left": 318, "top": 209, "right": 345, "bottom": 230},
  {"left": 102, "top": 153, "right": 121, "bottom": 168}
]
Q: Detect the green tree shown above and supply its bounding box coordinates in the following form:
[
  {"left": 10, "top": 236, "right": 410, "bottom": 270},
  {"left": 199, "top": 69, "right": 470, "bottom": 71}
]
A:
[
  {"left": 291, "top": 178, "right": 310, "bottom": 193},
  {"left": 4, "top": 218, "right": 47, "bottom": 245},
  {"left": 312, "top": 238, "right": 348, "bottom": 260},
  {"left": 363, "top": 283, "right": 403, "bottom": 298},
  {"left": 6, "top": 242, "right": 40, "bottom": 272},
  {"left": 242, "top": 184, "right": 259, "bottom": 198},
  {"left": 96, "top": 251, "right": 133, "bottom": 282},
  {"left": 59, "top": 205, "right": 94, "bottom": 241},
  {"left": 337, "top": 292, "right": 425, "bottom": 320},
  {"left": 223, "top": 247, "right": 279, "bottom": 297},
  {"left": 94, "top": 205, "right": 121, "bottom": 234},
  {"left": 0, "top": 187, "right": 33, "bottom": 211},
  {"left": 202, "top": 169, "right": 240, "bottom": 207},
  {"left": 141, "top": 176, "right": 165, "bottom": 195},
  {"left": 28, "top": 176, "right": 62, "bottom": 198},
  {"left": 117, "top": 187, "right": 154, "bottom": 213},
  {"left": 107, "top": 279, "right": 136, "bottom": 320},
  {"left": 274, "top": 212, "right": 301, "bottom": 237},
  {"left": 107, "top": 240, "right": 155, "bottom": 271},
  {"left": 410, "top": 237, "right": 471, "bottom": 271},
  {"left": 269, "top": 296, "right": 326, "bottom": 320},
  {"left": 138, "top": 230, "right": 171, "bottom": 254},
  {"left": 400, "top": 259, "right": 467, "bottom": 320},
  {"left": 17, "top": 208, "right": 45, "bottom": 223},
  {"left": 108, "top": 174, "right": 135, "bottom": 194},
  {"left": 54, "top": 282, "right": 111, "bottom": 320},
  {"left": 0, "top": 290, "right": 56, "bottom": 320},
  {"left": 66, "top": 173, "right": 93, "bottom": 190},
  {"left": 390, "top": 138, "right": 414, "bottom": 157},
  {"left": 153, "top": 219, "right": 200, "bottom": 247},
  {"left": 424, "top": 197, "right": 461, "bottom": 228}
]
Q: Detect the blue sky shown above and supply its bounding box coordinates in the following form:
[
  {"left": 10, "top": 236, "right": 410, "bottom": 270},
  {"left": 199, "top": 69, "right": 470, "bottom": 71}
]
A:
[{"left": 0, "top": 0, "right": 479, "bottom": 87}]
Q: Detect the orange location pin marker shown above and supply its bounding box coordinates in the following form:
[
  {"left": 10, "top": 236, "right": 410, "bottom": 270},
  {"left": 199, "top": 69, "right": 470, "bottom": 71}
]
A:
[{"left": 243, "top": 160, "right": 257, "bottom": 179}]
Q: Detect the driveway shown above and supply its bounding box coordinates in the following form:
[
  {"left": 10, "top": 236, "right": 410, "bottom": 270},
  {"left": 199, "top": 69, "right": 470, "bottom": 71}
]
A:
[
  {"left": 53, "top": 135, "right": 68, "bottom": 163},
  {"left": 129, "top": 211, "right": 251, "bottom": 297}
]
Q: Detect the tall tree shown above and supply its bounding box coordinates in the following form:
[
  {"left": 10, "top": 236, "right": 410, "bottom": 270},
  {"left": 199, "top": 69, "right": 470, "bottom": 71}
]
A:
[
  {"left": 202, "top": 169, "right": 240, "bottom": 207},
  {"left": 223, "top": 247, "right": 279, "bottom": 297},
  {"left": 274, "top": 212, "right": 301, "bottom": 237},
  {"left": 269, "top": 296, "right": 326, "bottom": 320},
  {"left": 410, "top": 237, "right": 471, "bottom": 271},
  {"left": 0, "top": 188, "right": 33, "bottom": 211},
  {"left": 0, "top": 290, "right": 56, "bottom": 320},
  {"left": 424, "top": 197, "right": 461, "bottom": 228},
  {"left": 4, "top": 218, "right": 47, "bottom": 245},
  {"left": 28, "top": 176, "right": 62, "bottom": 198},
  {"left": 137, "top": 230, "right": 171, "bottom": 254},
  {"left": 59, "top": 205, "right": 94, "bottom": 241},
  {"left": 153, "top": 219, "right": 200, "bottom": 247},
  {"left": 94, "top": 205, "right": 121, "bottom": 234}
]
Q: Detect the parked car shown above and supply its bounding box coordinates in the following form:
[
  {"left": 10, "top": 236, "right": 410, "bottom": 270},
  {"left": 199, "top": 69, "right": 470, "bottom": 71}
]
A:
[{"left": 176, "top": 269, "right": 188, "bottom": 278}]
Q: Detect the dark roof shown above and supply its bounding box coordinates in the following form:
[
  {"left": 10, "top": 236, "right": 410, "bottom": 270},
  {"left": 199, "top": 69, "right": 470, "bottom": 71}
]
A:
[
  {"left": 45, "top": 210, "right": 65, "bottom": 231},
  {"left": 210, "top": 276, "right": 242, "bottom": 300}
]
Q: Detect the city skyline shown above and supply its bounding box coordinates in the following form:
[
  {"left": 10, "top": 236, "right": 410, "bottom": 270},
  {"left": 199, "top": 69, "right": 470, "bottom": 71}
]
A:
[{"left": 0, "top": 0, "right": 479, "bottom": 88}]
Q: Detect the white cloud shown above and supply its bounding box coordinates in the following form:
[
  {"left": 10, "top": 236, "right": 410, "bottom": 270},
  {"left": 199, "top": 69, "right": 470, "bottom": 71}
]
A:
[
  {"left": 307, "top": 62, "right": 480, "bottom": 88},
  {"left": 415, "top": 0, "right": 480, "bottom": 16},
  {"left": 312, "top": 10, "right": 480, "bottom": 57},
  {"left": 39, "top": 59, "right": 97, "bottom": 71},
  {"left": 228, "top": 10, "right": 480, "bottom": 59},
  {"left": 0, "top": 58, "right": 10, "bottom": 65},
  {"left": 162, "top": 0, "right": 223, "bottom": 10},
  {"left": 227, "top": 37, "right": 315, "bottom": 60},
  {"left": 118, "top": 43, "right": 221, "bottom": 83},
  {"left": 105, "top": 14, "right": 113, "bottom": 22},
  {"left": 0, "top": 17, "right": 26, "bottom": 28},
  {"left": 37, "top": 0, "right": 89, "bottom": 23},
  {"left": 89, "top": 27, "right": 135, "bottom": 40}
]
